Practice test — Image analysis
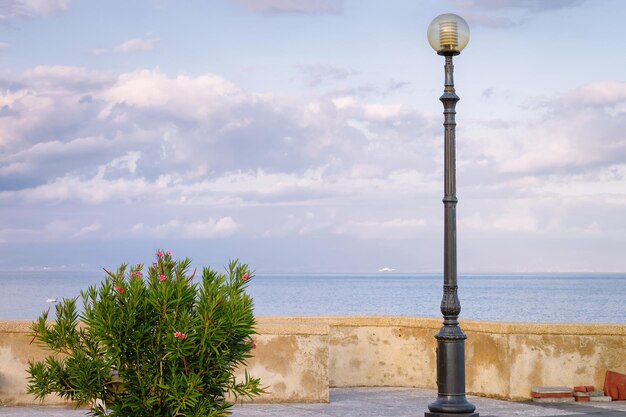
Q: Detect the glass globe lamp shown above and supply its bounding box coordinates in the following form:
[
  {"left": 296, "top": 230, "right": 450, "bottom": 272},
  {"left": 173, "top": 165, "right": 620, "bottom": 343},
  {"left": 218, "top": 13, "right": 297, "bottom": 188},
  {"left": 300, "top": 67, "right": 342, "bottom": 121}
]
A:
[{"left": 427, "top": 13, "right": 470, "bottom": 55}]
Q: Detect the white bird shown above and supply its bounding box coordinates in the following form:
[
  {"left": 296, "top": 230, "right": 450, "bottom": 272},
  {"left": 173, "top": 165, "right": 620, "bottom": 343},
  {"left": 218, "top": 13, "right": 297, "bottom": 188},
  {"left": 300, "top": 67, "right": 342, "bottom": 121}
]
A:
[{"left": 46, "top": 298, "right": 58, "bottom": 303}]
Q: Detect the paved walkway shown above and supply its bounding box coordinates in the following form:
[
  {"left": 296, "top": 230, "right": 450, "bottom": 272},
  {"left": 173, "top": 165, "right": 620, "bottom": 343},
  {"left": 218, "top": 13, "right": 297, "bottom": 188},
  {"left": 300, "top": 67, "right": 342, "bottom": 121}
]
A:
[{"left": 1, "top": 388, "right": 625, "bottom": 417}]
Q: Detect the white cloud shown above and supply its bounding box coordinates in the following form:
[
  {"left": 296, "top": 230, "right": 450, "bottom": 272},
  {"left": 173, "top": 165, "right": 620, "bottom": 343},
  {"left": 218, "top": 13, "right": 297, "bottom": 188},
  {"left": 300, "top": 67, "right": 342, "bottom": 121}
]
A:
[
  {"left": 0, "top": 0, "right": 71, "bottom": 22},
  {"left": 364, "top": 103, "right": 403, "bottom": 120},
  {"left": 0, "top": 66, "right": 112, "bottom": 150},
  {"left": 458, "top": 0, "right": 586, "bottom": 28},
  {"left": 334, "top": 218, "right": 427, "bottom": 239},
  {"left": 18, "top": 65, "right": 111, "bottom": 87},
  {"left": 94, "top": 34, "right": 160, "bottom": 55},
  {"left": 469, "top": 79, "right": 626, "bottom": 175},
  {"left": 297, "top": 64, "right": 357, "bottom": 86},
  {"left": 131, "top": 217, "right": 241, "bottom": 239},
  {"left": 98, "top": 69, "right": 247, "bottom": 119},
  {"left": 460, "top": 0, "right": 584, "bottom": 12},
  {"left": 332, "top": 96, "right": 356, "bottom": 109},
  {"left": 0, "top": 219, "right": 101, "bottom": 242},
  {"left": 0, "top": 174, "right": 152, "bottom": 204},
  {"left": 95, "top": 151, "right": 141, "bottom": 179},
  {"left": 2, "top": 65, "right": 626, "bottom": 272},
  {"left": 73, "top": 222, "right": 101, "bottom": 237},
  {"left": 0, "top": 136, "right": 116, "bottom": 176},
  {"left": 460, "top": 210, "right": 538, "bottom": 232},
  {"left": 564, "top": 80, "right": 626, "bottom": 108},
  {"left": 114, "top": 34, "right": 159, "bottom": 53},
  {"left": 232, "top": 0, "right": 342, "bottom": 14}
]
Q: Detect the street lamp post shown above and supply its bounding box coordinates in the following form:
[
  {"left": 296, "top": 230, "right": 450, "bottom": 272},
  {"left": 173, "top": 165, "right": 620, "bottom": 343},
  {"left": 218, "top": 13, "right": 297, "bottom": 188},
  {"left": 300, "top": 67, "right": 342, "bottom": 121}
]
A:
[{"left": 425, "top": 13, "right": 478, "bottom": 417}]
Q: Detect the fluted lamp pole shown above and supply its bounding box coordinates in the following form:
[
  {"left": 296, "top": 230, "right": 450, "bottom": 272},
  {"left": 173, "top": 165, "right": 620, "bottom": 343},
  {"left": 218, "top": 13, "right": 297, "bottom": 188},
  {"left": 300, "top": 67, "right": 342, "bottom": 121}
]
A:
[{"left": 425, "top": 13, "right": 478, "bottom": 417}]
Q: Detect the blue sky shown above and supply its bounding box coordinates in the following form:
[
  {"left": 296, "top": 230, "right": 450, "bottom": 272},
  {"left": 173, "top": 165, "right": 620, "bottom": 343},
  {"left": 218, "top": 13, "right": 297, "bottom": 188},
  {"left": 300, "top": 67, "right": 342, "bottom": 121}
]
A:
[{"left": 1, "top": 0, "right": 626, "bottom": 273}]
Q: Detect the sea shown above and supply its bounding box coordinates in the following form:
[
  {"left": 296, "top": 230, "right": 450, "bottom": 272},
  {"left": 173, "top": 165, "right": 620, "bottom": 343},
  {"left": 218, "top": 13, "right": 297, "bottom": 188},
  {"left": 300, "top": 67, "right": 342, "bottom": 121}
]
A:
[{"left": 0, "top": 271, "right": 624, "bottom": 324}]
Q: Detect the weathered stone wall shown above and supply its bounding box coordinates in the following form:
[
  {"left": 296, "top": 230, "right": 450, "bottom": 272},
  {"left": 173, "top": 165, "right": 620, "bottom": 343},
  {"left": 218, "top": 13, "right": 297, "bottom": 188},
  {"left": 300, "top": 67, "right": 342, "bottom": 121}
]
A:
[
  {"left": 463, "top": 321, "right": 626, "bottom": 399},
  {"left": 240, "top": 321, "right": 329, "bottom": 403},
  {"left": 1, "top": 317, "right": 625, "bottom": 405},
  {"left": 262, "top": 317, "right": 626, "bottom": 400},
  {"left": 0, "top": 320, "right": 331, "bottom": 405}
]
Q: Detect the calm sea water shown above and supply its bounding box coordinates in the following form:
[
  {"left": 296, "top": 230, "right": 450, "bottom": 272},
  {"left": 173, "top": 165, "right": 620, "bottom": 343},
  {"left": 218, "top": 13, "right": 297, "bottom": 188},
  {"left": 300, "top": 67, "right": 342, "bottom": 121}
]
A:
[{"left": 0, "top": 271, "right": 624, "bottom": 324}]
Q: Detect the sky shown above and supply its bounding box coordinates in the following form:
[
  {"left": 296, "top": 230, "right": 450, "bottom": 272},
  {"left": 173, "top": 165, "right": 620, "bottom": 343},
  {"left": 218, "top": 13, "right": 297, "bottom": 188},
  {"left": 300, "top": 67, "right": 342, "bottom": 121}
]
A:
[{"left": 1, "top": 0, "right": 626, "bottom": 273}]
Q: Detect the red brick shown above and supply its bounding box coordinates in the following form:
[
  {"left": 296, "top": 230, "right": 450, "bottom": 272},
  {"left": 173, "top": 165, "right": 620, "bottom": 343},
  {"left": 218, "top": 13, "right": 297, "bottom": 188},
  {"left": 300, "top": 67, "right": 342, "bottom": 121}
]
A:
[
  {"left": 532, "top": 392, "right": 573, "bottom": 398},
  {"left": 604, "top": 370, "right": 626, "bottom": 400}
]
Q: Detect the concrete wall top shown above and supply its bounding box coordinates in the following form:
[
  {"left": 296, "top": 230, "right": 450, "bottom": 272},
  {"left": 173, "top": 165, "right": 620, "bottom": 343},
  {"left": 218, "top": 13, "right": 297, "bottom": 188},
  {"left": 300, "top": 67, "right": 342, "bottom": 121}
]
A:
[
  {"left": 0, "top": 319, "right": 330, "bottom": 337},
  {"left": 258, "top": 316, "right": 626, "bottom": 336},
  {"left": 3, "top": 317, "right": 625, "bottom": 336},
  {"left": 0, "top": 321, "right": 33, "bottom": 333},
  {"left": 256, "top": 319, "right": 329, "bottom": 335}
]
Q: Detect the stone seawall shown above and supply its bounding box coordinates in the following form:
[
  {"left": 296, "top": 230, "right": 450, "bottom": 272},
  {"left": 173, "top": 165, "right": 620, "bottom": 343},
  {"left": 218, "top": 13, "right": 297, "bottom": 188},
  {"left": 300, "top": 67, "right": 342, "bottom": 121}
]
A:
[{"left": 1, "top": 317, "right": 625, "bottom": 405}]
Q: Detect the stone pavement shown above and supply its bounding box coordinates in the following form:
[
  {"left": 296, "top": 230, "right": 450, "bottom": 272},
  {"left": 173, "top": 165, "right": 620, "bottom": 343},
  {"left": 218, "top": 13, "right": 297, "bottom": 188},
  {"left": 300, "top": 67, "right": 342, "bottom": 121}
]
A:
[{"left": 1, "top": 388, "right": 625, "bottom": 417}]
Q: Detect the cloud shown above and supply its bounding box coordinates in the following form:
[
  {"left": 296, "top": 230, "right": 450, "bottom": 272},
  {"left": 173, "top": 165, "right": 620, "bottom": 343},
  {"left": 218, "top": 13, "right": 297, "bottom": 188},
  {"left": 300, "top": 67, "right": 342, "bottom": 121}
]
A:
[
  {"left": 73, "top": 222, "right": 102, "bottom": 237},
  {"left": 297, "top": 64, "right": 359, "bottom": 87},
  {"left": 95, "top": 151, "right": 141, "bottom": 179},
  {"left": 364, "top": 103, "right": 403, "bottom": 119},
  {"left": 0, "top": 65, "right": 436, "bottom": 252},
  {"left": 563, "top": 80, "right": 626, "bottom": 108},
  {"left": 10, "top": 65, "right": 111, "bottom": 88},
  {"left": 93, "top": 34, "right": 160, "bottom": 55},
  {"left": 387, "top": 80, "right": 411, "bottom": 93},
  {"left": 2, "top": 64, "right": 625, "bottom": 273},
  {"left": 0, "top": 174, "right": 152, "bottom": 205},
  {"left": 455, "top": 0, "right": 586, "bottom": 27},
  {"left": 334, "top": 218, "right": 427, "bottom": 239},
  {"left": 98, "top": 69, "right": 247, "bottom": 117},
  {"left": 464, "top": 13, "right": 518, "bottom": 28},
  {"left": 0, "top": 0, "right": 71, "bottom": 22},
  {"left": 114, "top": 34, "right": 159, "bottom": 53},
  {"left": 0, "top": 219, "right": 101, "bottom": 242},
  {"left": 0, "top": 66, "right": 112, "bottom": 115},
  {"left": 456, "top": 0, "right": 585, "bottom": 12},
  {"left": 0, "top": 136, "right": 120, "bottom": 179},
  {"left": 461, "top": 206, "right": 538, "bottom": 232},
  {"left": 131, "top": 217, "right": 241, "bottom": 239},
  {"left": 0, "top": 66, "right": 113, "bottom": 163},
  {"left": 232, "top": 0, "right": 342, "bottom": 14},
  {"left": 465, "top": 79, "right": 626, "bottom": 176}
]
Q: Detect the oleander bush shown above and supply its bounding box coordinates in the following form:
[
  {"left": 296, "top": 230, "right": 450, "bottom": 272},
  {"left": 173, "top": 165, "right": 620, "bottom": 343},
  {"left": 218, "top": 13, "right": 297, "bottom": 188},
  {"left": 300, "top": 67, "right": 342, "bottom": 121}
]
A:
[{"left": 27, "top": 251, "right": 262, "bottom": 417}]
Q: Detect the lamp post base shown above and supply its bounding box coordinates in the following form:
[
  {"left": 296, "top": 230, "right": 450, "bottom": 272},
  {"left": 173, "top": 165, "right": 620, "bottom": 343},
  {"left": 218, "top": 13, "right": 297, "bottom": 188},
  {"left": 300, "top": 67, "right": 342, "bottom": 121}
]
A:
[
  {"left": 426, "top": 327, "right": 478, "bottom": 417},
  {"left": 426, "top": 394, "right": 478, "bottom": 417}
]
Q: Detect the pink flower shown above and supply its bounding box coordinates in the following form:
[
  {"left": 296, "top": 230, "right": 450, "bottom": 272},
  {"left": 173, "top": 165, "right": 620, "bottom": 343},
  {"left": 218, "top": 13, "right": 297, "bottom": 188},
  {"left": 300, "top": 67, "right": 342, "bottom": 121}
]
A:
[
  {"left": 252, "top": 342, "right": 257, "bottom": 349},
  {"left": 174, "top": 331, "right": 186, "bottom": 341},
  {"left": 131, "top": 271, "right": 142, "bottom": 279},
  {"left": 152, "top": 262, "right": 158, "bottom": 267},
  {"left": 242, "top": 273, "right": 249, "bottom": 281},
  {"left": 159, "top": 274, "right": 166, "bottom": 282},
  {"left": 115, "top": 286, "right": 124, "bottom": 294},
  {"left": 166, "top": 250, "right": 172, "bottom": 256},
  {"left": 156, "top": 250, "right": 164, "bottom": 258}
]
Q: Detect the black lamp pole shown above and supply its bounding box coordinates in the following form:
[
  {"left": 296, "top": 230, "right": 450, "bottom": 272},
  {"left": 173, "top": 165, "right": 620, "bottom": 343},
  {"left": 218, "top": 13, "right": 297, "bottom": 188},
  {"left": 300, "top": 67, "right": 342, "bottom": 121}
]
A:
[{"left": 425, "top": 13, "right": 478, "bottom": 417}]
